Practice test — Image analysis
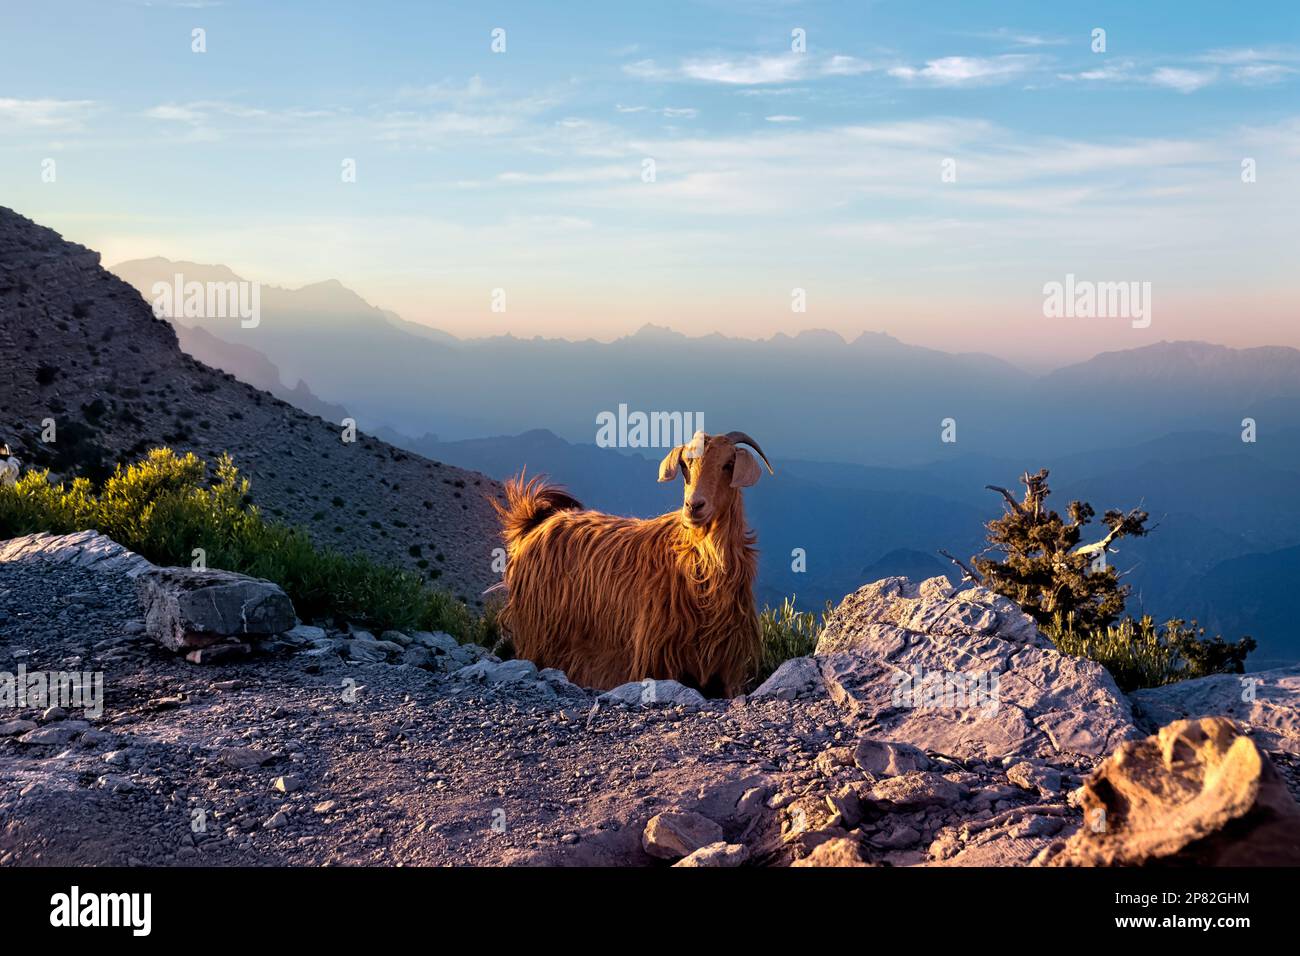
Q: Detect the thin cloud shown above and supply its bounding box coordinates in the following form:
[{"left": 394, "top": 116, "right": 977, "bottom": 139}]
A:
[
  {"left": 626, "top": 54, "right": 806, "bottom": 85},
  {"left": 889, "top": 55, "right": 1040, "bottom": 86},
  {"left": 969, "top": 28, "right": 1068, "bottom": 48},
  {"left": 822, "top": 55, "right": 876, "bottom": 76},
  {"left": 0, "top": 97, "right": 95, "bottom": 128},
  {"left": 1149, "top": 67, "right": 1218, "bottom": 93}
]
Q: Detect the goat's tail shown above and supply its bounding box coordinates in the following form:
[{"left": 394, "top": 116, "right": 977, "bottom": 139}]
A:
[{"left": 492, "top": 471, "right": 583, "bottom": 552}]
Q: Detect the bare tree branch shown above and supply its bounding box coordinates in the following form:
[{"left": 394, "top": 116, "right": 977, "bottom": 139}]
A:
[
  {"left": 939, "top": 549, "right": 982, "bottom": 584},
  {"left": 985, "top": 485, "right": 1023, "bottom": 514}
]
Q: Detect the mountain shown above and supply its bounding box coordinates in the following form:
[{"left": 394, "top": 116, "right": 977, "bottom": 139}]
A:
[
  {"left": 1028, "top": 341, "right": 1300, "bottom": 455},
  {"left": 111, "top": 258, "right": 1036, "bottom": 463},
  {"left": 0, "top": 208, "right": 500, "bottom": 604},
  {"left": 112, "top": 258, "right": 1300, "bottom": 472},
  {"left": 1176, "top": 543, "right": 1300, "bottom": 669},
  {"left": 172, "top": 322, "right": 351, "bottom": 423},
  {"left": 860, "top": 548, "right": 957, "bottom": 587}
]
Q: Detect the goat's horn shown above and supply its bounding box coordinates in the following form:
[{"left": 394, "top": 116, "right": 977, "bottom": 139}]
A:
[{"left": 723, "top": 431, "right": 774, "bottom": 475}]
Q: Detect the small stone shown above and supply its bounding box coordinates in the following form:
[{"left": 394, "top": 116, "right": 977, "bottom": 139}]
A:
[
  {"left": 40, "top": 706, "right": 67, "bottom": 722},
  {"left": 854, "top": 739, "right": 931, "bottom": 776},
  {"left": 0, "top": 720, "right": 38, "bottom": 736},
  {"left": 313, "top": 800, "right": 338, "bottom": 814},
  {"left": 600, "top": 679, "right": 706, "bottom": 710},
  {"left": 865, "top": 771, "right": 966, "bottom": 810},
  {"left": 18, "top": 723, "right": 86, "bottom": 746},
  {"left": 1006, "top": 761, "right": 1063, "bottom": 795},
  {"left": 872, "top": 824, "right": 921, "bottom": 849},
  {"left": 185, "top": 643, "right": 251, "bottom": 665},
  {"left": 263, "top": 810, "right": 289, "bottom": 829},
  {"left": 96, "top": 773, "right": 135, "bottom": 793},
  {"left": 673, "top": 842, "right": 749, "bottom": 867},
  {"left": 559, "top": 832, "right": 581, "bottom": 845},
  {"left": 221, "top": 747, "right": 272, "bottom": 769},
  {"left": 273, "top": 774, "right": 303, "bottom": 794},
  {"left": 792, "top": 836, "right": 873, "bottom": 867},
  {"left": 401, "top": 646, "right": 435, "bottom": 669}
]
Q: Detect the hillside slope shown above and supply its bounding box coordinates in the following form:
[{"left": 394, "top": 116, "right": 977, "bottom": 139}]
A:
[{"left": 0, "top": 207, "right": 500, "bottom": 603}]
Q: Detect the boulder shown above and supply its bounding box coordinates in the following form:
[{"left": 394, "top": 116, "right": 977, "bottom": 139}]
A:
[
  {"left": 1129, "top": 664, "right": 1300, "bottom": 755},
  {"left": 642, "top": 812, "right": 724, "bottom": 861},
  {"left": 813, "top": 576, "right": 1139, "bottom": 760},
  {"left": 1044, "top": 717, "right": 1300, "bottom": 866},
  {"left": 137, "top": 567, "right": 295, "bottom": 651}
]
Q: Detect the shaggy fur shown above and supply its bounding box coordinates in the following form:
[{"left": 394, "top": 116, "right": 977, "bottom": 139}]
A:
[{"left": 492, "top": 434, "right": 769, "bottom": 696}]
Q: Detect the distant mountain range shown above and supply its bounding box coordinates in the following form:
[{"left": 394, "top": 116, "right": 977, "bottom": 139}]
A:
[
  {"left": 107, "top": 257, "right": 1300, "bottom": 667},
  {"left": 112, "top": 257, "right": 1300, "bottom": 468}
]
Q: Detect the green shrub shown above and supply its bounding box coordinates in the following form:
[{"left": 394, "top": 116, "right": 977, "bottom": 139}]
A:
[
  {"left": 0, "top": 447, "right": 495, "bottom": 643},
  {"left": 1045, "top": 613, "right": 1256, "bottom": 692},
  {"left": 756, "top": 597, "right": 829, "bottom": 684}
]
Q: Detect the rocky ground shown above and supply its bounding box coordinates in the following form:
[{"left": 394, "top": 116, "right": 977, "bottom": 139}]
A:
[{"left": 2, "top": 533, "right": 1299, "bottom": 867}]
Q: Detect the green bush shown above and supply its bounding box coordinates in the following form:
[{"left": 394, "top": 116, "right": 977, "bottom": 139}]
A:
[
  {"left": 756, "top": 597, "right": 829, "bottom": 684},
  {"left": 1045, "top": 612, "right": 1256, "bottom": 692},
  {"left": 0, "top": 447, "right": 495, "bottom": 644}
]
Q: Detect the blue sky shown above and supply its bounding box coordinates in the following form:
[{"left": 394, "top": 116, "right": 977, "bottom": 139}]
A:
[{"left": 1, "top": 0, "right": 1297, "bottom": 365}]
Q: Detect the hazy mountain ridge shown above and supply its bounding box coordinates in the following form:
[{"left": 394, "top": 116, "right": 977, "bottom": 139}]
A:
[{"left": 112, "top": 258, "right": 1300, "bottom": 467}]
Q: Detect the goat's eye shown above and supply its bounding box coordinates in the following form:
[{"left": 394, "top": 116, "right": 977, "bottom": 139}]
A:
[{"left": 723, "top": 460, "right": 734, "bottom": 473}]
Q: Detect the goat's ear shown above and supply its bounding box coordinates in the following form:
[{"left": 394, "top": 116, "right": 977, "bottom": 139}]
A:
[
  {"left": 731, "top": 448, "right": 762, "bottom": 488},
  {"left": 657, "top": 445, "right": 685, "bottom": 482}
]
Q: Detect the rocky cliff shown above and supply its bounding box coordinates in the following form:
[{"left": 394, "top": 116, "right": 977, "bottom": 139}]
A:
[{"left": 0, "top": 207, "right": 500, "bottom": 603}]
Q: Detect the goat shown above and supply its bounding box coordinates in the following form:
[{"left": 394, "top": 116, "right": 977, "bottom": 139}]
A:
[
  {"left": 0, "top": 445, "right": 18, "bottom": 488},
  {"left": 492, "top": 430, "right": 774, "bottom": 698}
]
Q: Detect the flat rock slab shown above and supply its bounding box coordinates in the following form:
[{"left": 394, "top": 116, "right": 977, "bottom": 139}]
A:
[
  {"left": 1129, "top": 664, "right": 1300, "bottom": 755},
  {"left": 137, "top": 567, "right": 296, "bottom": 651},
  {"left": 0, "top": 530, "right": 153, "bottom": 578}
]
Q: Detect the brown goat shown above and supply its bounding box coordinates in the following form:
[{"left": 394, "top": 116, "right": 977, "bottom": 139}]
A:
[{"left": 492, "top": 430, "right": 774, "bottom": 697}]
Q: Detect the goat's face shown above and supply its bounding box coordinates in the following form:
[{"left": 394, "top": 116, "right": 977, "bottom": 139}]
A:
[{"left": 657, "top": 431, "right": 773, "bottom": 528}]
